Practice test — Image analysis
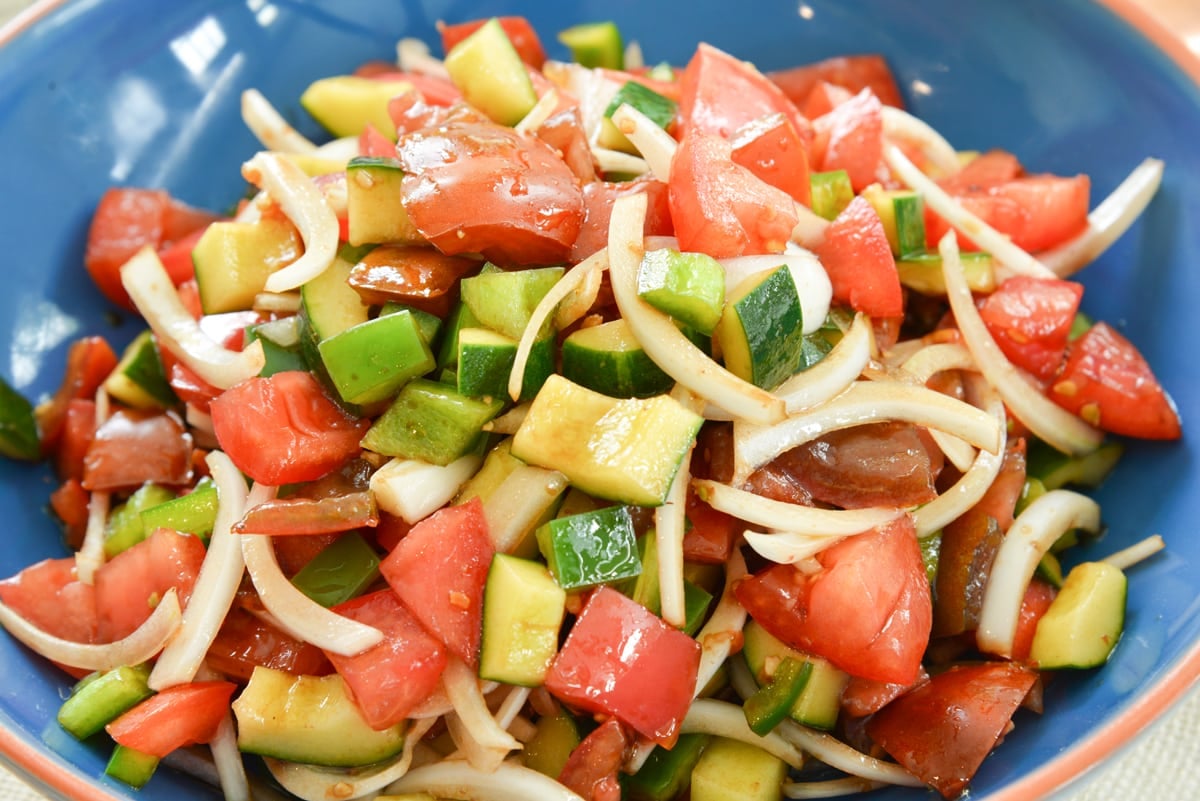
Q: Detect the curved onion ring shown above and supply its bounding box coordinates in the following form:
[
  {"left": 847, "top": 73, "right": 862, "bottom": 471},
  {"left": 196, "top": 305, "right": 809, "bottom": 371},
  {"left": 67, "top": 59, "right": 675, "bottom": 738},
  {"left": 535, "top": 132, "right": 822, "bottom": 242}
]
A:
[
  {"left": 898, "top": 341, "right": 979, "bottom": 470},
  {"left": 388, "top": 760, "right": 586, "bottom": 801},
  {"left": 241, "top": 88, "right": 317, "bottom": 154},
  {"left": 775, "top": 312, "right": 874, "bottom": 413},
  {"left": 881, "top": 105, "right": 961, "bottom": 177},
  {"left": 681, "top": 699, "right": 806, "bottom": 768},
  {"left": 655, "top": 388, "right": 702, "bottom": 628},
  {"left": 693, "top": 479, "right": 902, "bottom": 538},
  {"left": 610, "top": 102, "right": 678, "bottom": 179}
]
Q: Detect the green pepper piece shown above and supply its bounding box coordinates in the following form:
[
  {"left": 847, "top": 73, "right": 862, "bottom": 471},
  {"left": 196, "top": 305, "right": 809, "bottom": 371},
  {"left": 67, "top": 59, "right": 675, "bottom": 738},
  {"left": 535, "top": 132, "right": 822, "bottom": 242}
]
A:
[
  {"left": 622, "top": 733, "right": 710, "bottom": 801},
  {"left": 291, "top": 532, "right": 381, "bottom": 608},
  {"left": 58, "top": 663, "right": 154, "bottom": 740},
  {"left": 105, "top": 744, "right": 160, "bottom": 789},
  {"left": 743, "top": 656, "right": 813, "bottom": 736},
  {"left": 104, "top": 483, "right": 178, "bottom": 558},
  {"left": 0, "top": 375, "right": 40, "bottom": 461},
  {"left": 139, "top": 477, "right": 218, "bottom": 542}
]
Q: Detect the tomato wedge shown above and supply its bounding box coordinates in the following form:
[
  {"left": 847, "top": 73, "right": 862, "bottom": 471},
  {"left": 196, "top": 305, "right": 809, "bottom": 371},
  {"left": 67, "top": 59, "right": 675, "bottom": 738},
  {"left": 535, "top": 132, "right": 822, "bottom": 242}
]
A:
[
  {"left": 978, "top": 276, "right": 1084, "bottom": 381},
  {"left": 107, "top": 681, "right": 237, "bottom": 757},
  {"left": 94, "top": 527, "right": 206, "bottom": 641},
  {"left": 82, "top": 409, "right": 194, "bottom": 492},
  {"left": 926, "top": 173, "right": 1090, "bottom": 253},
  {"left": 557, "top": 718, "right": 628, "bottom": 801},
  {"left": 1011, "top": 579, "right": 1058, "bottom": 663},
  {"left": 810, "top": 88, "right": 884, "bottom": 192},
  {"left": 679, "top": 42, "right": 809, "bottom": 140},
  {"left": 0, "top": 558, "right": 99, "bottom": 645},
  {"left": 730, "top": 112, "right": 812, "bottom": 206},
  {"left": 812, "top": 195, "right": 903, "bottom": 318},
  {"left": 207, "top": 604, "right": 332, "bottom": 682},
  {"left": 572, "top": 177, "right": 673, "bottom": 264},
  {"left": 35, "top": 336, "right": 118, "bottom": 453},
  {"left": 769, "top": 53, "right": 905, "bottom": 110}
]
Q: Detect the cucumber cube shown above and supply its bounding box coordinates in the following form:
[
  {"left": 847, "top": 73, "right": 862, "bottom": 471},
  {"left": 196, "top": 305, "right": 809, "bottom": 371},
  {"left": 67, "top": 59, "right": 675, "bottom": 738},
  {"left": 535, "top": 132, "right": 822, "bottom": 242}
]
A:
[
  {"left": 192, "top": 217, "right": 302, "bottom": 314},
  {"left": 637, "top": 248, "right": 726, "bottom": 335},
  {"left": 690, "top": 737, "right": 787, "bottom": 801},
  {"left": 104, "top": 330, "right": 177, "bottom": 410},
  {"left": 105, "top": 745, "right": 159, "bottom": 789},
  {"left": 1029, "top": 561, "right": 1127, "bottom": 669},
  {"left": 105, "top": 483, "right": 177, "bottom": 558},
  {"left": 715, "top": 264, "right": 805, "bottom": 390},
  {"left": 444, "top": 18, "right": 538, "bottom": 126},
  {"left": 58, "top": 664, "right": 153, "bottom": 740},
  {"left": 479, "top": 554, "right": 566, "bottom": 685},
  {"left": 536, "top": 505, "right": 641, "bottom": 590},
  {"left": 560, "top": 318, "right": 673, "bottom": 399},
  {"left": 457, "top": 327, "right": 554, "bottom": 403},
  {"left": 300, "top": 75, "right": 411, "bottom": 138},
  {"left": 809, "top": 169, "right": 854, "bottom": 220},
  {"left": 346, "top": 157, "right": 423, "bottom": 246}
]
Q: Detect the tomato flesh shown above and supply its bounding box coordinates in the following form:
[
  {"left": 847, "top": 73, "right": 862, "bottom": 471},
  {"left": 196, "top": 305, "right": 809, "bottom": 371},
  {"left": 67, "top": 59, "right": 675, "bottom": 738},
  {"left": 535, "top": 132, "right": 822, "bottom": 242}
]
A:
[
  {"left": 926, "top": 173, "right": 1090, "bottom": 253},
  {"left": 35, "top": 336, "right": 118, "bottom": 453},
  {"left": 0, "top": 558, "right": 99, "bottom": 645},
  {"left": 679, "top": 43, "right": 808, "bottom": 140},
  {"left": 1010, "top": 579, "right": 1058, "bottom": 663},
  {"left": 730, "top": 112, "right": 812, "bottom": 207},
  {"left": 769, "top": 54, "right": 905, "bottom": 110},
  {"left": 82, "top": 409, "right": 194, "bottom": 492},
  {"left": 812, "top": 195, "right": 903, "bottom": 318},
  {"left": 557, "top": 718, "right": 628, "bottom": 801},
  {"left": 207, "top": 604, "right": 332, "bottom": 682},
  {"left": 572, "top": 178, "right": 673, "bottom": 264},
  {"left": 94, "top": 527, "right": 206, "bottom": 641},
  {"left": 810, "top": 88, "right": 884, "bottom": 192},
  {"left": 439, "top": 17, "right": 546, "bottom": 68},
  {"left": 107, "top": 681, "right": 237, "bottom": 757},
  {"left": 978, "top": 276, "right": 1084, "bottom": 382}
]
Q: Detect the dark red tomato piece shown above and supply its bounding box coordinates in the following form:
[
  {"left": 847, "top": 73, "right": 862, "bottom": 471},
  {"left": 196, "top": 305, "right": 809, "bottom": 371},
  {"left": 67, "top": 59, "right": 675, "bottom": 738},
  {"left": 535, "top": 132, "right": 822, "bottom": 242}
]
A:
[
  {"left": 209, "top": 371, "right": 369, "bottom": 486},
  {"left": 536, "top": 104, "right": 596, "bottom": 185},
  {"left": 54, "top": 399, "right": 97, "bottom": 482},
  {"left": 842, "top": 665, "right": 929, "bottom": 717},
  {"left": 682, "top": 487, "right": 738, "bottom": 564},
  {"left": 1011, "top": 579, "right": 1058, "bottom": 663},
  {"left": 926, "top": 174, "right": 1090, "bottom": 253},
  {"left": 769, "top": 54, "right": 905, "bottom": 110},
  {"left": 50, "top": 478, "right": 91, "bottom": 549},
  {"left": 82, "top": 409, "right": 193, "bottom": 492},
  {"left": 1049, "top": 322, "right": 1182, "bottom": 439},
  {"left": 359, "top": 122, "right": 397, "bottom": 157},
  {"left": 232, "top": 492, "right": 377, "bottom": 536},
  {"left": 107, "top": 681, "right": 236, "bottom": 757},
  {"left": 94, "top": 527, "right": 206, "bottom": 641},
  {"left": 85, "top": 188, "right": 171, "bottom": 309},
  {"left": 734, "top": 516, "right": 931, "bottom": 685},
  {"left": 679, "top": 43, "right": 808, "bottom": 140},
  {"left": 730, "top": 112, "right": 812, "bottom": 207},
  {"left": 557, "top": 718, "right": 629, "bottom": 801},
  {"left": 812, "top": 195, "right": 902, "bottom": 318},
  {"left": 979, "top": 276, "right": 1084, "bottom": 382},
  {"left": 379, "top": 498, "right": 494, "bottom": 666},
  {"left": 396, "top": 118, "right": 584, "bottom": 266},
  {"left": 346, "top": 245, "right": 480, "bottom": 317},
  {"left": 810, "top": 88, "right": 883, "bottom": 192},
  {"left": 866, "top": 663, "right": 1038, "bottom": 799},
  {"left": 545, "top": 586, "right": 701, "bottom": 747},
  {"left": 669, "top": 132, "right": 798, "bottom": 258},
  {"left": 0, "top": 558, "right": 99, "bottom": 644},
  {"left": 35, "top": 336, "right": 118, "bottom": 453},
  {"left": 800, "top": 80, "right": 853, "bottom": 120},
  {"left": 326, "top": 590, "right": 448, "bottom": 730},
  {"left": 207, "top": 604, "right": 332, "bottom": 681},
  {"left": 939, "top": 150, "right": 1023, "bottom": 194},
  {"left": 572, "top": 177, "right": 673, "bottom": 264},
  {"left": 439, "top": 16, "right": 546, "bottom": 68}
]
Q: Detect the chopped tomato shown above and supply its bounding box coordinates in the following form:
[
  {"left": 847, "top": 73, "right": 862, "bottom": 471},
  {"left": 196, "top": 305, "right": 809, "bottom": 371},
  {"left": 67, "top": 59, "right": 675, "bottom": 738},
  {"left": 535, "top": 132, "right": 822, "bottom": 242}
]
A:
[
  {"left": 545, "top": 586, "right": 701, "bottom": 747},
  {"left": 682, "top": 487, "right": 738, "bottom": 564},
  {"left": 810, "top": 88, "right": 883, "bottom": 192},
  {"left": 769, "top": 53, "right": 905, "bottom": 110},
  {"left": 669, "top": 132, "right": 798, "bottom": 258},
  {"left": 232, "top": 492, "right": 378, "bottom": 536},
  {"left": 157, "top": 226, "right": 208, "bottom": 286},
  {"left": 1011, "top": 579, "right": 1058, "bottom": 663},
  {"left": 395, "top": 117, "right": 584, "bottom": 266},
  {"left": 372, "top": 71, "right": 463, "bottom": 107},
  {"left": 557, "top": 718, "right": 628, "bottom": 801},
  {"left": 207, "top": 604, "right": 331, "bottom": 681},
  {"left": 107, "top": 681, "right": 237, "bottom": 757},
  {"left": 978, "top": 276, "right": 1084, "bottom": 381},
  {"left": 799, "top": 80, "right": 853, "bottom": 120},
  {"left": 35, "top": 336, "right": 118, "bottom": 453},
  {"left": 439, "top": 16, "right": 546, "bottom": 68},
  {"left": 926, "top": 173, "right": 1090, "bottom": 253},
  {"left": 866, "top": 663, "right": 1038, "bottom": 799},
  {"left": 54, "top": 399, "right": 97, "bottom": 482},
  {"left": 209, "top": 371, "right": 370, "bottom": 486},
  {"left": 536, "top": 104, "right": 596, "bottom": 185},
  {"left": 730, "top": 112, "right": 812, "bottom": 206},
  {"left": 812, "top": 195, "right": 903, "bottom": 318},
  {"left": 50, "top": 478, "right": 91, "bottom": 549},
  {"left": 326, "top": 590, "right": 448, "bottom": 730},
  {"left": 346, "top": 245, "right": 480, "bottom": 317},
  {"left": 358, "top": 122, "right": 396, "bottom": 157},
  {"left": 842, "top": 665, "right": 929, "bottom": 717},
  {"left": 572, "top": 178, "right": 673, "bottom": 264},
  {"left": 734, "top": 516, "right": 931, "bottom": 684},
  {"left": 82, "top": 409, "right": 194, "bottom": 492},
  {"left": 679, "top": 43, "right": 808, "bottom": 140},
  {"left": 0, "top": 558, "right": 98, "bottom": 644},
  {"left": 94, "top": 527, "right": 206, "bottom": 641},
  {"left": 379, "top": 498, "right": 494, "bottom": 666},
  {"left": 939, "top": 150, "right": 1022, "bottom": 193},
  {"left": 1049, "top": 322, "right": 1182, "bottom": 439}
]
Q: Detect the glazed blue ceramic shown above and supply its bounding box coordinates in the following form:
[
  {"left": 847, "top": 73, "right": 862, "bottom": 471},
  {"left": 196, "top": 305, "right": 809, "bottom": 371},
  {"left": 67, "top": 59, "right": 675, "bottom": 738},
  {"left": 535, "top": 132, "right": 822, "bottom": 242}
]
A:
[{"left": 0, "top": 1, "right": 1198, "bottom": 800}]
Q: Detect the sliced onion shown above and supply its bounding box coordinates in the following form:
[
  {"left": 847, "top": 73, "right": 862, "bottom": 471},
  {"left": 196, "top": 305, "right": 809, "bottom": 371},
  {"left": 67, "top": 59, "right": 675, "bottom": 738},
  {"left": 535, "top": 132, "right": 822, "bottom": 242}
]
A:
[
  {"left": 396, "top": 37, "right": 450, "bottom": 79},
  {"left": 610, "top": 102, "right": 677, "bottom": 178},
  {"left": 242, "top": 152, "right": 339, "bottom": 293},
  {"left": 743, "top": 529, "right": 851, "bottom": 564},
  {"left": 514, "top": 88, "right": 560, "bottom": 134},
  {"left": 1102, "top": 534, "right": 1166, "bottom": 571},
  {"left": 775, "top": 312, "right": 874, "bottom": 413},
  {"left": 975, "top": 489, "right": 1102, "bottom": 657},
  {"left": 443, "top": 656, "right": 523, "bottom": 770},
  {"left": 371, "top": 453, "right": 483, "bottom": 524},
  {"left": 208, "top": 710, "right": 250, "bottom": 801},
  {"left": 790, "top": 203, "right": 831, "bottom": 249},
  {"left": 76, "top": 385, "right": 110, "bottom": 584},
  {"left": 593, "top": 147, "right": 650, "bottom": 176},
  {"left": 656, "top": 388, "right": 701, "bottom": 628},
  {"left": 893, "top": 341, "right": 979, "bottom": 471},
  {"left": 732, "top": 379, "right": 1001, "bottom": 483},
  {"left": 388, "top": 760, "right": 585, "bottom": 801},
  {"left": 252, "top": 291, "right": 302, "bottom": 315},
  {"left": 884, "top": 143, "right": 1055, "bottom": 278},
  {"left": 149, "top": 452, "right": 251, "bottom": 690},
  {"left": 241, "top": 88, "right": 317, "bottom": 154},
  {"left": 681, "top": 699, "right": 806, "bottom": 769},
  {"left": 482, "top": 404, "right": 529, "bottom": 436},
  {"left": 784, "top": 778, "right": 886, "bottom": 798},
  {"left": 608, "top": 193, "right": 786, "bottom": 425},
  {"left": 939, "top": 232, "right": 1104, "bottom": 455},
  {"left": 0, "top": 588, "right": 179, "bottom": 672},
  {"left": 881, "top": 105, "right": 960, "bottom": 177},
  {"left": 719, "top": 247, "right": 832, "bottom": 336},
  {"left": 1040, "top": 157, "right": 1164, "bottom": 277},
  {"left": 693, "top": 479, "right": 902, "bottom": 537},
  {"left": 311, "top": 136, "right": 360, "bottom": 163},
  {"left": 121, "top": 248, "right": 266, "bottom": 390}
]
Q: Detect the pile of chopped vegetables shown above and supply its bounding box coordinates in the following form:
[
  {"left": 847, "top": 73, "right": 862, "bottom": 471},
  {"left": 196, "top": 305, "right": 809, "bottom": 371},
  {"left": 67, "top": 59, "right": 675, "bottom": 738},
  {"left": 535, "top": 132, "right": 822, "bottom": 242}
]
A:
[{"left": 0, "top": 14, "right": 1181, "bottom": 801}]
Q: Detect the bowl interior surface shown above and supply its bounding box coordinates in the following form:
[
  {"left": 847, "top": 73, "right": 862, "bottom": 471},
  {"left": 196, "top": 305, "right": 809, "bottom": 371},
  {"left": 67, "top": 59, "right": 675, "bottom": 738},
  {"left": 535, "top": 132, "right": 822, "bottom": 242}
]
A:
[{"left": 1, "top": 1, "right": 1198, "bottom": 800}]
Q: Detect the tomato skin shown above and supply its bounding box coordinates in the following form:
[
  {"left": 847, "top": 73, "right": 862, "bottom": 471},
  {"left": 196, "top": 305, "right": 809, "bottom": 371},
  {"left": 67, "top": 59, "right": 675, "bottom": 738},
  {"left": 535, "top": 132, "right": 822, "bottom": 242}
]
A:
[
  {"left": 346, "top": 245, "right": 480, "bottom": 317},
  {"left": 50, "top": 478, "right": 92, "bottom": 549},
  {"left": 94, "top": 527, "right": 206, "bottom": 641},
  {"left": 54, "top": 399, "right": 98, "bottom": 482},
  {"left": 545, "top": 586, "right": 701, "bottom": 747},
  {"left": 379, "top": 498, "right": 494, "bottom": 667},
  {"left": 811, "top": 88, "right": 884, "bottom": 192},
  {"left": 669, "top": 132, "right": 798, "bottom": 258},
  {"left": 769, "top": 54, "right": 905, "bottom": 110},
  {"left": 571, "top": 178, "right": 674, "bottom": 264},
  {"left": 557, "top": 718, "right": 628, "bottom": 801},
  {"left": 1010, "top": 579, "right": 1058, "bottom": 663},
  {"left": 209, "top": 371, "right": 370, "bottom": 486},
  {"left": 107, "top": 681, "right": 237, "bottom": 757},
  {"left": 734, "top": 516, "right": 931, "bottom": 685},
  {"left": 679, "top": 42, "right": 808, "bottom": 140},
  {"left": 0, "top": 558, "right": 99, "bottom": 644},
  {"left": 730, "top": 112, "right": 812, "bottom": 206},
  {"left": 396, "top": 118, "right": 584, "bottom": 266},
  {"left": 1049, "top": 322, "right": 1182, "bottom": 439},
  {"left": 157, "top": 226, "right": 208, "bottom": 286},
  {"left": 232, "top": 492, "right": 377, "bottom": 536},
  {"left": 842, "top": 665, "right": 929, "bottom": 717},
  {"left": 866, "top": 663, "right": 1038, "bottom": 799},
  {"left": 82, "top": 409, "right": 194, "bottom": 492},
  {"left": 326, "top": 590, "right": 447, "bottom": 731},
  {"left": 978, "top": 276, "right": 1084, "bottom": 382},
  {"left": 681, "top": 488, "right": 738, "bottom": 564},
  {"left": 812, "top": 195, "right": 903, "bottom": 318},
  {"left": 35, "top": 336, "right": 118, "bottom": 454},
  {"left": 439, "top": 17, "right": 546, "bottom": 68},
  {"left": 207, "top": 604, "right": 332, "bottom": 682}
]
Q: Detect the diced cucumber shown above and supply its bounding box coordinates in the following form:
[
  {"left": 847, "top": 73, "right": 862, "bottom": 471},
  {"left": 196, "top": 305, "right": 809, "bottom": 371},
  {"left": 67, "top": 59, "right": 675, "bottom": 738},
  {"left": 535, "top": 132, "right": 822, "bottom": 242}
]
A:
[
  {"left": 456, "top": 327, "right": 554, "bottom": 403},
  {"left": 104, "top": 483, "right": 177, "bottom": 558},
  {"left": 300, "top": 76, "right": 412, "bottom": 138},
  {"left": 192, "top": 218, "right": 303, "bottom": 314},
  {"left": 637, "top": 248, "right": 726, "bottom": 335},
  {"left": 479, "top": 554, "right": 566, "bottom": 685},
  {"left": 381, "top": 302, "right": 442, "bottom": 348},
  {"left": 897, "top": 249, "right": 996, "bottom": 294},
  {"left": 742, "top": 656, "right": 812, "bottom": 736},
  {"left": 523, "top": 712, "right": 580, "bottom": 778},
  {"left": 599, "top": 80, "right": 676, "bottom": 153},
  {"left": 345, "top": 157, "right": 423, "bottom": 246},
  {"left": 58, "top": 664, "right": 153, "bottom": 740},
  {"left": 623, "top": 733, "right": 710, "bottom": 801},
  {"left": 741, "top": 620, "right": 847, "bottom": 730},
  {"left": 103, "top": 330, "right": 177, "bottom": 410},
  {"left": 560, "top": 319, "right": 674, "bottom": 399},
  {"left": 512, "top": 374, "right": 703, "bottom": 507},
  {"left": 862, "top": 185, "right": 926, "bottom": 258},
  {"left": 437, "top": 300, "right": 484, "bottom": 369},
  {"left": 1027, "top": 438, "right": 1124, "bottom": 491},
  {"left": 1030, "top": 561, "right": 1126, "bottom": 670},
  {"left": 444, "top": 18, "right": 538, "bottom": 126},
  {"left": 459, "top": 265, "right": 564, "bottom": 341},
  {"left": 536, "top": 505, "right": 641, "bottom": 590},
  {"left": 0, "top": 375, "right": 39, "bottom": 461},
  {"left": 318, "top": 310, "right": 435, "bottom": 405},
  {"left": 139, "top": 477, "right": 217, "bottom": 542},
  {"left": 233, "top": 667, "right": 406, "bottom": 767},
  {"left": 809, "top": 170, "right": 854, "bottom": 220},
  {"left": 105, "top": 745, "right": 159, "bottom": 789},
  {"left": 690, "top": 736, "right": 787, "bottom": 801},
  {"left": 558, "top": 21, "right": 624, "bottom": 69},
  {"left": 290, "top": 533, "right": 381, "bottom": 608},
  {"left": 715, "top": 264, "right": 805, "bottom": 390},
  {"left": 362, "top": 378, "right": 504, "bottom": 465},
  {"left": 299, "top": 253, "right": 372, "bottom": 387},
  {"left": 245, "top": 320, "right": 308, "bottom": 377}
]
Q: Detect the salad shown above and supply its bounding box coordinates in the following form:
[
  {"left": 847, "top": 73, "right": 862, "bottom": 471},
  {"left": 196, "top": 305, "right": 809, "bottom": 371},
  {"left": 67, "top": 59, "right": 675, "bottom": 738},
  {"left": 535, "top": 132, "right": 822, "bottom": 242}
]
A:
[{"left": 0, "top": 13, "right": 1182, "bottom": 801}]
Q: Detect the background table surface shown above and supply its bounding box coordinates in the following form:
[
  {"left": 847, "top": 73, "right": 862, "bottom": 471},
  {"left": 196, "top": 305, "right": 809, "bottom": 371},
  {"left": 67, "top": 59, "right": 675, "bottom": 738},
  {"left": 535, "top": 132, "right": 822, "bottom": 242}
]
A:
[{"left": 1, "top": 0, "right": 1199, "bottom": 799}]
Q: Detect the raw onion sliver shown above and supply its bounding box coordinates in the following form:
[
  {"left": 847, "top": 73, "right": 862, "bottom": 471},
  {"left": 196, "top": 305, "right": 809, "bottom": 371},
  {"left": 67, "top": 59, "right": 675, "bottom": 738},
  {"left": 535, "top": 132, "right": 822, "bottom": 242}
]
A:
[
  {"left": 443, "top": 657, "right": 524, "bottom": 758},
  {"left": 371, "top": 453, "right": 482, "bottom": 524},
  {"left": 209, "top": 710, "right": 250, "bottom": 801},
  {"left": 881, "top": 105, "right": 960, "bottom": 177},
  {"left": 790, "top": 203, "right": 830, "bottom": 249},
  {"left": 897, "top": 341, "right": 978, "bottom": 471},
  {"left": 775, "top": 312, "right": 873, "bottom": 413},
  {"left": 610, "top": 102, "right": 677, "bottom": 178},
  {"left": 939, "top": 232, "right": 1104, "bottom": 455},
  {"left": 975, "top": 489, "right": 1102, "bottom": 657},
  {"left": 608, "top": 193, "right": 786, "bottom": 425},
  {"left": 121, "top": 248, "right": 266, "bottom": 390},
  {"left": 242, "top": 152, "right": 339, "bottom": 293},
  {"left": 783, "top": 778, "right": 885, "bottom": 799},
  {"left": 593, "top": 147, "right": 650, "bottom": 176},
  {"left": 76, "top": 386, "right": 111, "bottom": 584},
  {"left": 241, "top": 88, "right": 317, "bottom": 154},
  {"left": 514, "top": 88, "right": 560, "bottom": 134},
  {"left": 744, "top": 529, "right": 853, "bottom": 565},
  {"left": 1102, "top": 534, "right": 1166, "bottom": 571},
  {"left": 396, "top": 37, "right": 450, "bottom": 79},
  {"left": 0, "top": 588, "right": 180, "bottom": 672},
  {"left": 656, "top": 387, "right": 702, "bottom": 628},
  {"left": 388, "top": 760, "right": 585, "bottom": 801},
  {"left": 693, "top": 480, "right": 902, "bottom": 537},
  {"left": 680, "top": 699, "right": 806, "bottom": 768}
]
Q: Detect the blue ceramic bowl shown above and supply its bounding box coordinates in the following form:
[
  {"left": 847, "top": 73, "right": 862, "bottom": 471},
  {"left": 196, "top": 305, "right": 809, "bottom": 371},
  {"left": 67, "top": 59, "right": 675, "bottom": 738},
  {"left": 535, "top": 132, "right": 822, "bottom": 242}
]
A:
[{"left": 1, "top": 1, "right": 1198, "bottom": 800}]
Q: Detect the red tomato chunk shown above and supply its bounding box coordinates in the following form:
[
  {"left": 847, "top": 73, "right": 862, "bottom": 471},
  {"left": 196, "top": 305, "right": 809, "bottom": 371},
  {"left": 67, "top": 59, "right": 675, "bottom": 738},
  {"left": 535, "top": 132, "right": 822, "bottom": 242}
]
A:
[{"left": 107, "top": 681, "right": 237, "bottom": 757}]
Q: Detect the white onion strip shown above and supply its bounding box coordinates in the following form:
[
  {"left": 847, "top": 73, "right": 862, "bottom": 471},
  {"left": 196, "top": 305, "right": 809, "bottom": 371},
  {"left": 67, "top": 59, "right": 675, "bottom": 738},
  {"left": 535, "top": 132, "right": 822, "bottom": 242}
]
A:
[
  {"left": 939, "top": 232, "right": 1104, "bottom": 455},
  {"left": 1102, "top": 534, "right": 1166, "bottom": 571},
  {"left": 610, "top": 102, "right": 677, "bottom": 179},
  {"left": 208, "top": 709, "right": 250, "bottom": 801},
  {"left": 790, "top": 203, "right": 831, "bottom": 249},
  {"left": 1040, "top": 157, "right": 1164, "bottom": 277},
  {"left": 884, "top": 143, "right": 1054, "bottom": 278},
  {"left": 149, "top": 452, "right": 251, "bottom": 690},
  {"left": 976, "top": 489, "right": 1102, "bottom": 657},
  {"left": 775, "top": 313, "right": 873, "bottom": 413},
  {"left": 240, "top": 490, "right": 382, "bottom": 656},
  {"left": 593, "top": 148, "right": 650, "bottom": 176},
  {"left": 396, "top": 37, "right": 450, "bottom": 79},
  {"left": 514, "top": 88, "right": 561, "bottom": 135},
  {"left": 881, "top": 105, "right": 961, "bottom": 177},
  {"left": 608, "top": 193, "right": 786, "bottom": 425},
  {"left": 657, "top": 388, "right": 701, "bottom": 628},
  {"left": 75, "top": 385, "right": 111, "bottom": 585},
  {"left": 784, "top": 778, "right": 886, "bottom": 798},
  {"left": 443, "top": 656, "right": 524, "bottom": 754},
  {"left": 681, "top": 699, "right": 806, "bottom": 769},
  {"left": 388, "top": 760, "right": 585, "bottom": 801},
  {"left": 242, "top": 152, "right": 339, "bottom": 293},
  {"left": 694, "top": 480, "right": 902, "bottom": 537},
  {"left": 0, "top": 589, "right": 179, "bottom": 672},
  {"left": 121, "top": 248, "right": 266, "bottom": 390},
  {"left": 898, "top": 341, "right": 978, "bottom": 471},
  {"left": 241, "top": 88, "right": 317, "bottom": 154},
  {"left": 743, "top": 529, "right": 851, "bottom": 565},
  {"left": 732, "top": 380, "right": 1001, "bottom": 484}
]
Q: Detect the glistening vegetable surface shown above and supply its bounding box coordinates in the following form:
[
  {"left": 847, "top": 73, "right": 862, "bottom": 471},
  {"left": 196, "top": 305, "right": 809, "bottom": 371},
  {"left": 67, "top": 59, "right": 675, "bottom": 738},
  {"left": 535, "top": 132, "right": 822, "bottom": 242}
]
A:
[{"left": 0, "top": 1, "right": 1195, "bottom": 801}]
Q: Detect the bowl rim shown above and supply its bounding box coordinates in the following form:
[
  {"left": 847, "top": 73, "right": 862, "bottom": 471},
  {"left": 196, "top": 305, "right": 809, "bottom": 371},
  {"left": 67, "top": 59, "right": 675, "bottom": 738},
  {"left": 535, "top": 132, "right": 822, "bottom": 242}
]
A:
[{"left": 0, "top": 1, "right": 1199, "bottom": 800}]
